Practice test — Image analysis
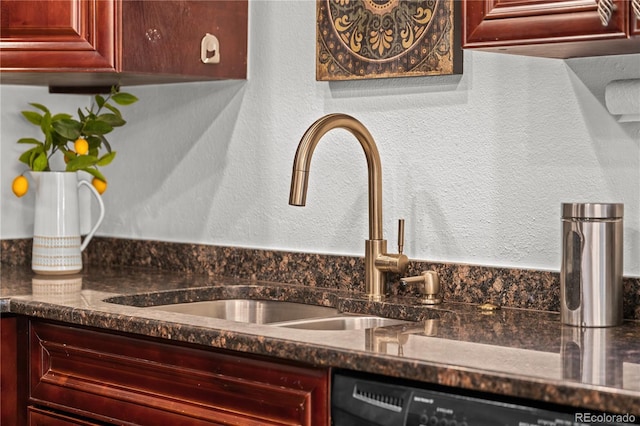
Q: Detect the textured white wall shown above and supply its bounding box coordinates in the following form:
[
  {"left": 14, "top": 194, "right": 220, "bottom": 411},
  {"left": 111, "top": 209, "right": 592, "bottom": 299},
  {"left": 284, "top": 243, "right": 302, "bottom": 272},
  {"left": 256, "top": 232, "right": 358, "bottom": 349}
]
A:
[{"left": 2, "top": 1, "right": 639, "bottom": 276}]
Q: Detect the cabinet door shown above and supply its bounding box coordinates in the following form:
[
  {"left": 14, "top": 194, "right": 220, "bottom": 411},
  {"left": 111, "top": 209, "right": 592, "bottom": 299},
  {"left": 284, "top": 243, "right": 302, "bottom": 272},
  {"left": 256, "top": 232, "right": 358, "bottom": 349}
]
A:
[
  {"left": 1, "top": 316, "right": 27, "bottom": 426},
  {"left": 0, "top": 0, "right": 116, "bottom": 71},
  {"left": 29, "top": 320, "right": 329, "bottom": 426},
  {"left": 120, "top": 1, "right": 247, "bottom": 81},
  {"left": 1, "top": 316, "right": 18, "bottom": 425},
  {"left": 463, "top": 0, "right": 640, "bottom": 58},
  {"left": 0, "top": 0, "right": 247, "bottom": 87}
]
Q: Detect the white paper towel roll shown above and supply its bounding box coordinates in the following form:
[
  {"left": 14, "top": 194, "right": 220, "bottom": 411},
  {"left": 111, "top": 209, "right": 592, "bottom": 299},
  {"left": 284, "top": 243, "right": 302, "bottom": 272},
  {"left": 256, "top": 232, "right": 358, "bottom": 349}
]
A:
[{"left": 605, "top": 79, "right": 640, "bottom": 122}]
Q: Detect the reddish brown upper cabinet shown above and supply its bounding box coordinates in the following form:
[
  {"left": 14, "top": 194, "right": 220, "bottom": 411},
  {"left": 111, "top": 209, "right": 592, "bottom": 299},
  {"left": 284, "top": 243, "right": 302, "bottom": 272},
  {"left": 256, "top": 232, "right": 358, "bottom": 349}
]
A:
[
  {"left": 0, "top": 0, "right": 248, "bottom": 90},
  {"left": 463, "top": 0, "right": 640, "bottom": 58}
]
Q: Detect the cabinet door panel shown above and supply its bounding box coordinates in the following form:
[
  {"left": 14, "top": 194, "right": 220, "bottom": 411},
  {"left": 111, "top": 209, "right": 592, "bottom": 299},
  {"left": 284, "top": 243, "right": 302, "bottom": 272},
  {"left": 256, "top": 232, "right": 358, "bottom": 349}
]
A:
[
  {"left": 1, "top": 316, "right": 27, "bottom": 426},
  {"left": 0, "top": 0, "right": 116, "bottom": 70},
  {"left": 1, "top": 317, "right": 19, "bottom": 426},
  {"left": 29, "top": 321, "right": 329, "bottom": 426},
  {"left": 632, "top": 11, "right": 640, "bottom": 36},
  {"left": 465, "top": 0, "right": 627, "bottom": 43},
  {"left": 463, "top": 0, "right": 639, "bottom": 57},
  {"left": 121, "top": 1, "right": 247, "bottom": 79}
]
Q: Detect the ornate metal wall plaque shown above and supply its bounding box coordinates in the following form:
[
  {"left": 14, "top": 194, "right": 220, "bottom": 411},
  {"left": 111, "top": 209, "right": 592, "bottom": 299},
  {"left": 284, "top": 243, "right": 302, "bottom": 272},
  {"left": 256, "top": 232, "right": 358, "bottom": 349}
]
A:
[{"left": 316, "top": 0, "right": 462, "bottom": 81}]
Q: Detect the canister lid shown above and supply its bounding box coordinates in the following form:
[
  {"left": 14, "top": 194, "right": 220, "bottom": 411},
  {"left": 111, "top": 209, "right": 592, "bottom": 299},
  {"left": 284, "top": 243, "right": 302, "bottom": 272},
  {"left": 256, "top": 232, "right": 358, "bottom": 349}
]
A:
[{"left": 562, "top": 203, "right": 623, "bottom": 219}]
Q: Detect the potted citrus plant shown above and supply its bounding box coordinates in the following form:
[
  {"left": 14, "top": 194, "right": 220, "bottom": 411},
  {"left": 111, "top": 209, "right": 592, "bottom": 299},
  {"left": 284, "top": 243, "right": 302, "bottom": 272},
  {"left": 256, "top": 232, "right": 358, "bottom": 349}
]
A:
[
  {"left": 10, "top": 86, "right": 139, "bottom": 274},
  {"left": 11, "top": 86, "right": 138, "bottom": 197}
]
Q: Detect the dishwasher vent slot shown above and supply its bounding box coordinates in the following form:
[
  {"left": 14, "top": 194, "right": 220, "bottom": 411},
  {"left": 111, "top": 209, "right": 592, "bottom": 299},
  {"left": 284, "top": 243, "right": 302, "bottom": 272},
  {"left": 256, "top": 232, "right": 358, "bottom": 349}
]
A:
[{"left": 353, "top": 384, "right": 404, "bottom": 412}]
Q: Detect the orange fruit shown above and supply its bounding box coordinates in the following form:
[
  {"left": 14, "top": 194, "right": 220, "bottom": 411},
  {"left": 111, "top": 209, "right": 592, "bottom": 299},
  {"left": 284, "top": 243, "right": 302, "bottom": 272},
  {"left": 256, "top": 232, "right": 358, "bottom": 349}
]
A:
[
  {"left": 92, "top": 177, "right": 107, "bottom": 194},
  {"left": 12, "top": 175, "right": 29, "bottom": 197},
  {"left": 74, "top": 137, "right": 89, "bottom": 155}
]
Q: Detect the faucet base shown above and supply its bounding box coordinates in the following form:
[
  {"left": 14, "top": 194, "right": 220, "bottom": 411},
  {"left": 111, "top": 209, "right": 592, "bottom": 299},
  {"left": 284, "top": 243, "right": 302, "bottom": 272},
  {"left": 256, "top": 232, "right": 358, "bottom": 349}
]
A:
[
  {"left": 365, "top": 239, "right": 410, "bottom": 301},
  {"left": 365, "top": 239, "right": 387, "bottom": 301}
]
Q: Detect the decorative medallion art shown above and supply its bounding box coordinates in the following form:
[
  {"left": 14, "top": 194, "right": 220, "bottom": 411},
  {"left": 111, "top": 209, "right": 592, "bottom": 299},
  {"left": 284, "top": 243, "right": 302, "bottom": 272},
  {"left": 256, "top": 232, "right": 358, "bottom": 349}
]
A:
[{"left": 316, "top": 0, "right": 462, "bottom": 81}]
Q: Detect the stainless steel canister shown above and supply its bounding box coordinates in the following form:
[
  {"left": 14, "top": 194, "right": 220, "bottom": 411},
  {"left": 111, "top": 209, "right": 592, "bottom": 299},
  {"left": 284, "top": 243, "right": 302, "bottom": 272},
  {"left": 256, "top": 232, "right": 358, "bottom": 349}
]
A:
[{"left": 561, "top": 203, "right": 623, "bottom": 327}]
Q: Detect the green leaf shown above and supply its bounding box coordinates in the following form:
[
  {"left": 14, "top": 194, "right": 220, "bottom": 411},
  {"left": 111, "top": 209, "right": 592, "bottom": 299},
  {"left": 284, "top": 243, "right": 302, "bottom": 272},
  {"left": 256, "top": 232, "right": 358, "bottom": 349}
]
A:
[
  {"left": 43, "top": 132, "right": 52, "bottom": 152},
  {"left": 21, "top": 111, "right": 42, "bottom": 126},
  {"left": 17, "top": 137, "right": 42, "bottom": 145},
  {"left": 19, "top": 146, "right": 40, "bottom": 165},
  {"left": 33, "top": 152, "right": 49, "bottom": 171},
  {"left": 97, "top": 113, "right": 126, "bottom": 127},
  {"left": 82, "top": 119, "right": 113, "bottom": 135},
  {"left": 66, "top": 154, "right": 99, "bottom": 171},
  {"left": 28, "top": 103, "right": 50, "bottom": 114},
  {"left": 101, "top": 135, "right": 112, "bottom": 153},
  {"left": 81, "top": 167, "right": 106, "bottom": 182},
  {"left": 95, "top": 95, "right": 106, "bottom": 109},
  {"left": 52, "top": 119, "right": 82, "bottom": 140},
  {"left": 18, "top": 153, "right": 30, "bottom": 166},
  {"left": 111, "top": 92, "right": 138, "bottom": 106},
  {"left": 86, "top": 135, "right": 102, "bottom": 150},
  {"left": 97, "top": 151, "right": 116, "bottom": 166},
  {"left": 103, "top": 103, "right": 122, "bottom": 117},
  {"left": 52, "top": 113, "right": 73, "bottom": 121},
  {"left": 27, "top": 149, "right": 39, "bottom": 166},
  {"left": 51, "top": 131, "right": 68, "bottom": 149},
  {"left": 39, "top": 111, "right": 52, "bottom": 137},
  {"left": 77, "top": 108, "right": 86, "bottom": 122}
]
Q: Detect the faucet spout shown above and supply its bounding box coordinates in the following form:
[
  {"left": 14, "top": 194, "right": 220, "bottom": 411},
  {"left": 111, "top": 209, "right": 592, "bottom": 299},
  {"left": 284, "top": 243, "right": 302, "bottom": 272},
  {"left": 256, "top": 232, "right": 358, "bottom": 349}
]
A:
[
  {"left": 289, "top": 113, "right": 408, "bottom": 300},
  {"left": 289, "top": 113, "right": 383, "bottom": 240}
]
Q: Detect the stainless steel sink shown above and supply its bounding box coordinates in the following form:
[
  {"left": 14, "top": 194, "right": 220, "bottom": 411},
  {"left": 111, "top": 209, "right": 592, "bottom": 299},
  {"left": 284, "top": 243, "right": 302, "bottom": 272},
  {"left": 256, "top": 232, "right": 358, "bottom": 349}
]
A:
[
  {"left": 147, "top": 299, "right": 340, "bottom": 324},
  {"left": 275, "top": 316, "right": 409, "bottom": 330},
  {"left": 146, "top": 299, "right": 413, "bottom": 330}
]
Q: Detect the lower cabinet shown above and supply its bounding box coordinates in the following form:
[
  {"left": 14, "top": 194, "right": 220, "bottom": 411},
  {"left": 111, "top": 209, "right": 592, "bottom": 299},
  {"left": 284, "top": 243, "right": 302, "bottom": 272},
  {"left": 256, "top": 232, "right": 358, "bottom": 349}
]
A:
[
  {"left": 1, "top": 315, "right": 27, "bottom": 426},
  {"left": 27, "top": 320, "right": 330, "bottom": 425},
  {"left": 1, "top": 316, "right": 18, "bottom": 425}
]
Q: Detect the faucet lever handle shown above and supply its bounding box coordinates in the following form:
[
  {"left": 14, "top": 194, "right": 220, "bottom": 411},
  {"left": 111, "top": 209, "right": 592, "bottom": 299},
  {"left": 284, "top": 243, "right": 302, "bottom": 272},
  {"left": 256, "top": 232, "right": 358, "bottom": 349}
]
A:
[
  {"left": 398, "top": 219, "right": 405, "bottom": 255},
  {"left": 375, "top": 219, "right": 409, "bottom": 275}
]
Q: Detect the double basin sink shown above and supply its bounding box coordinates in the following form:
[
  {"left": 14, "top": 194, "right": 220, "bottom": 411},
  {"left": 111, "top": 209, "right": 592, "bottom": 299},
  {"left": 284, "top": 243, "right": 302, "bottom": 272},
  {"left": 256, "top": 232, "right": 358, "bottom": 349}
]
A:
[{"left": 145, "top": 299, "right": 410, "bottom": 331}]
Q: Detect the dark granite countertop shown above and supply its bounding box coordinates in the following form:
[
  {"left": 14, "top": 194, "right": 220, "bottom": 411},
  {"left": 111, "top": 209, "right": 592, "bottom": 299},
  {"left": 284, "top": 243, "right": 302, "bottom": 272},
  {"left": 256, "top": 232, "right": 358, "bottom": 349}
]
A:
[{"left": 2, "top": 264, "right": 639, "bottom": 418}]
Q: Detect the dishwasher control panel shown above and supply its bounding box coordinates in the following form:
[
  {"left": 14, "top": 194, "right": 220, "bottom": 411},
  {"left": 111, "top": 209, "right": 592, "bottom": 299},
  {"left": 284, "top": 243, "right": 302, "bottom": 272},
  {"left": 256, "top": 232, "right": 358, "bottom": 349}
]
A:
[
  {"left": 332, "top": 371, "right": 636, "bottom": 426},
  {"left": 406, "top": 390, "right": 571, "bottom": 426}
]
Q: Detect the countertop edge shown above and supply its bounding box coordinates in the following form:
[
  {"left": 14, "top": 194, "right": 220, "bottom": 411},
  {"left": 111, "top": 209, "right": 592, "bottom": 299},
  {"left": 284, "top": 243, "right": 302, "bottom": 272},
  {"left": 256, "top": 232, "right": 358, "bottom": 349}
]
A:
[{"left": 5, "top": 297, "right": 639, "bottom": 416}]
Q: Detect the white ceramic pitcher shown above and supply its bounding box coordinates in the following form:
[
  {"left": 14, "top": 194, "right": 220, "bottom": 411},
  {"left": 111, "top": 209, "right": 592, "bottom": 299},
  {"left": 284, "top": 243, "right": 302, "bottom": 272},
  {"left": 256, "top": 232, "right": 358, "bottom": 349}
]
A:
[{"left": 31, "top": 172, "right": 105, "bottom": 275}]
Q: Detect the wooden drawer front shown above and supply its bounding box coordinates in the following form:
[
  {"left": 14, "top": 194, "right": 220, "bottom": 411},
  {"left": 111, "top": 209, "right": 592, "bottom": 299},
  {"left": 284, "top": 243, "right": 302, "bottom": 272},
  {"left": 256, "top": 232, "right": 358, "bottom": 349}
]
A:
[
  {"left": 120, "top": 1, "right": 247, "bottom": 79},
  {"left": 30, "top": 321, "right": 329, "bottom": 426},
  {"left": 29, "top": 406, "right": 101, "bottom": 426},
  {"left": 0, "top": 0, "right": 116, "bottom": 70}
]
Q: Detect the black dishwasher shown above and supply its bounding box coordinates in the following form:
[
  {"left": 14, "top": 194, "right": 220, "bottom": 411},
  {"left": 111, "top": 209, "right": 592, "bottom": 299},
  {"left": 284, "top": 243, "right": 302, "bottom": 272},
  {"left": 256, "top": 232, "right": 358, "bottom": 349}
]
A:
[{"left": 332, "top": 370, "right": 637, "bottom": 426}]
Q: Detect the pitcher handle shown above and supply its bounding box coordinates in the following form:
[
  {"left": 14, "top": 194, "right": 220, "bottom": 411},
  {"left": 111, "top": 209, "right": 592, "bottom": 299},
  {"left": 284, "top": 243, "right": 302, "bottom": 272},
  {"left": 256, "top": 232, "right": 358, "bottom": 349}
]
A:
[{"left": 77, "top": 180, "right": 105, "bottom": 251}]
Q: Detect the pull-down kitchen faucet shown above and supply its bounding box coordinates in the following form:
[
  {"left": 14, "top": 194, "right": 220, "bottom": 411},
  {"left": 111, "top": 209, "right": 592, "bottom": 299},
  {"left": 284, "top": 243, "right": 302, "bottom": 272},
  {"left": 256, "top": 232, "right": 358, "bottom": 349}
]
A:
[{"left": 289, "top": 113, "right": 408, "bottom": 301}]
